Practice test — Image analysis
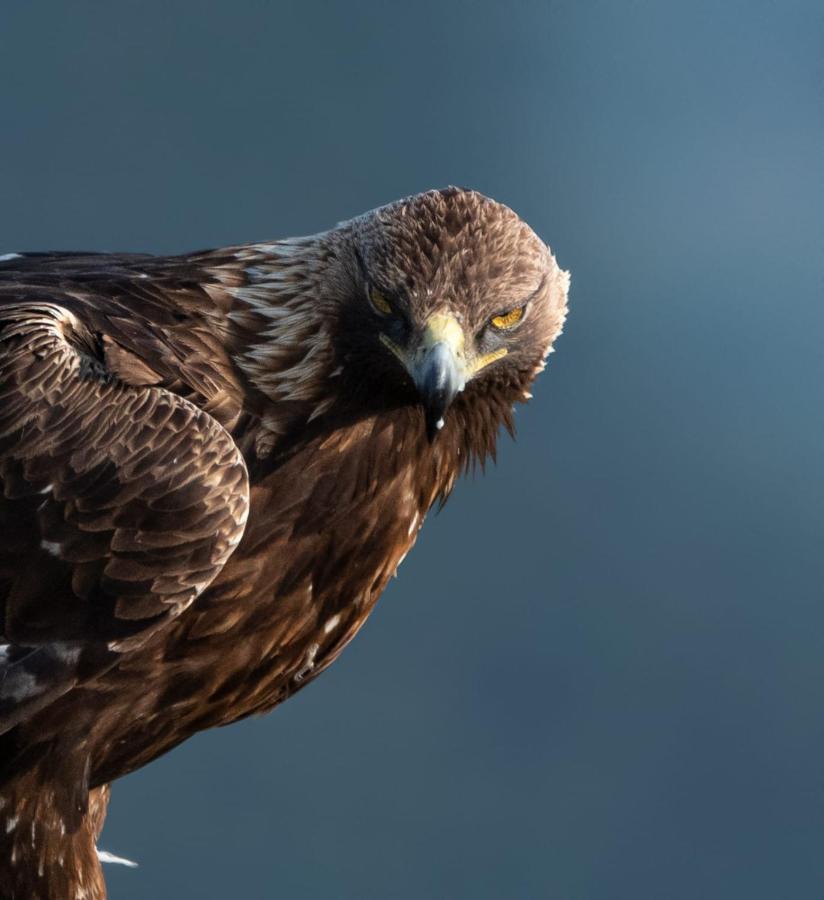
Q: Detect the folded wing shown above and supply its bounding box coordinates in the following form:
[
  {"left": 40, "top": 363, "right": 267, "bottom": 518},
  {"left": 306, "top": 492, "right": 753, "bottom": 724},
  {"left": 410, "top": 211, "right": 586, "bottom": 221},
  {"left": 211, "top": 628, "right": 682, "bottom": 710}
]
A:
[{"left": 0, "top": 303, "right": 249, "bottom": 733}]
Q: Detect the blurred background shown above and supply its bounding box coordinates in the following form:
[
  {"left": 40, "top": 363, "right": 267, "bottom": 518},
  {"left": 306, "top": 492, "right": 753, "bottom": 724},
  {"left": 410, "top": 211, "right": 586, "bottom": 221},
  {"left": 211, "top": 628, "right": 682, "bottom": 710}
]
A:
[{"left": 1, "top": 1, "right": 822, "bottom": 897}]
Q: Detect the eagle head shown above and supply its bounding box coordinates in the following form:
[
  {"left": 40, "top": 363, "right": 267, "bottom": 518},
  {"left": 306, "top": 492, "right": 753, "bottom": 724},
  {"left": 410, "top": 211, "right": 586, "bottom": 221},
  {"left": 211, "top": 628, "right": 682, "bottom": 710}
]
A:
[
  {"left": 235, "top": 187, "right": 568, "bottom": 460},
  {"left": 343, "top": 187, "right": 569, "bottom": 441}
]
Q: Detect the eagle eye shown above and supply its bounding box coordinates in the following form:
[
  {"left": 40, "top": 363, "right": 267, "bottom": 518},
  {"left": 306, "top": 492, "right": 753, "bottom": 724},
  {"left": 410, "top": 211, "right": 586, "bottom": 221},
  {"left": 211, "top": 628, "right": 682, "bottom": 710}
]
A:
[
  {"left": 368, "top": 285, "right": 394, "bottom": 317},
  {"left": 490, "top": 305, "right": 525, "bottom": 331}
]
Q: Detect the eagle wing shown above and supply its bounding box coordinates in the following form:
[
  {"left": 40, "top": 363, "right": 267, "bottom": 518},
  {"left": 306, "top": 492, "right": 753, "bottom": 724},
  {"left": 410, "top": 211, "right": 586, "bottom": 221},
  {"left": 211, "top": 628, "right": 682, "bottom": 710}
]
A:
[{"left": 0, "top": 302, "right": 249, "bottom": 734}]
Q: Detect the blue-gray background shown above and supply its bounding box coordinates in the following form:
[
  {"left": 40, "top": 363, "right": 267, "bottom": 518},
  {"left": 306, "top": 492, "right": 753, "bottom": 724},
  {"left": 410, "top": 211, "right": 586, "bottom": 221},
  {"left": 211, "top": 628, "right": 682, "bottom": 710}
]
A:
[{"left": 1, "top": 2, "right": 822, "bottom": 897}]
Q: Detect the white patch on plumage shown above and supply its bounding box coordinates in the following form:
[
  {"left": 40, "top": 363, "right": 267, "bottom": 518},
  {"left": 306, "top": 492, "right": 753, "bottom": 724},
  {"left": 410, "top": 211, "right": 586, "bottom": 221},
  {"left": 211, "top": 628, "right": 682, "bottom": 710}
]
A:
[
  {"left": 294, "top": 642, "right": 319, "bottom": 682},
  {"left": 53, "top": 642, "right": 81, "bottom": 664},
  {"left": 5, "top": 670, "right": 38, "bottom": 701},
  {"left": 323, "top": 614, "right": 341, "bottom": 634},
  {"left": 6, "top": 815, "right": 19, "bottom": 833},
  {"left": 97, "top": 849, "right": 138, "bottom": 868},
  {"left": 40, "top": 539, "right": 62, "bottom": 557}
]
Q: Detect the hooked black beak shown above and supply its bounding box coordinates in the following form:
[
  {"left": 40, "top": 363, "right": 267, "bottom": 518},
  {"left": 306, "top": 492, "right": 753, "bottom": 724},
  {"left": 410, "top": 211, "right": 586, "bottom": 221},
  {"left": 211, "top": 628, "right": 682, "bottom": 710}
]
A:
[
  {"left": 409, "top": 312, "right": 467, "bottom": 441},
  {"left": 415, "top": 341, "right": 463, "bottom": 440},
  {"left": 379, "top": 311, "right": 468, "bottom": 441}
]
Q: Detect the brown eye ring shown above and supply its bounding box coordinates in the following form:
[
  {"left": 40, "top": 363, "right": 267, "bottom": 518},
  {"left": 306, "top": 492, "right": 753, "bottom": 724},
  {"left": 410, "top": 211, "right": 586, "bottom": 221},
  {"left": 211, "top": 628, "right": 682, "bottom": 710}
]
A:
[{"left": 490, "top": 305, "right": 526, "bottom": 331}]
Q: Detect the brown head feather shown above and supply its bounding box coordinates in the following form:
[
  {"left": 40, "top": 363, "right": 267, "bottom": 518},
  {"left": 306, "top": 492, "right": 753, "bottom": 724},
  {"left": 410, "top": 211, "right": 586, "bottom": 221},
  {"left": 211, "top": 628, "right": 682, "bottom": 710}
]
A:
[{"left": 229, "top": 187, "right": 568, "bottom": 473}]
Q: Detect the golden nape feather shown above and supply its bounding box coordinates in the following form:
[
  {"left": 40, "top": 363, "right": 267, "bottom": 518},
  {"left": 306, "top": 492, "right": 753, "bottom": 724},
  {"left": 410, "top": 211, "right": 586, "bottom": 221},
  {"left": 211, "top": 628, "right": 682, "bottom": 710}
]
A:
[{"left": 0, "top": 187, "right": 568, "bottom": 899}]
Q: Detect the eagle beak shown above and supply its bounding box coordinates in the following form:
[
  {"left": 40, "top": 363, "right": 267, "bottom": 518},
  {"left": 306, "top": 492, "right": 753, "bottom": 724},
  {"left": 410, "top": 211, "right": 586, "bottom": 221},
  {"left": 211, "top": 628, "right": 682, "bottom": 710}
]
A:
[{"left": 411, "top": 312, "right": 466, "bottom": 441}]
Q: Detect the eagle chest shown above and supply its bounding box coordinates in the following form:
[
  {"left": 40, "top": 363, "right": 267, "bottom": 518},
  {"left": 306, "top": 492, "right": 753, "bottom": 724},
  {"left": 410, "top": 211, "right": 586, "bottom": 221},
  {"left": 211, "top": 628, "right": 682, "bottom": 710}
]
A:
[{"left": 163, "top": 429, "right": 430, "bottom": 723}]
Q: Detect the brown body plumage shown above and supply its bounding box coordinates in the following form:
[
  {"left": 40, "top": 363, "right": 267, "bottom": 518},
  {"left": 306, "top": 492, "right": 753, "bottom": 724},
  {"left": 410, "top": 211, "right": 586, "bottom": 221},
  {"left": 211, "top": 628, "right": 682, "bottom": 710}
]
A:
[{"left": 0, "top": 188, "right": 568, "bottom": 898}]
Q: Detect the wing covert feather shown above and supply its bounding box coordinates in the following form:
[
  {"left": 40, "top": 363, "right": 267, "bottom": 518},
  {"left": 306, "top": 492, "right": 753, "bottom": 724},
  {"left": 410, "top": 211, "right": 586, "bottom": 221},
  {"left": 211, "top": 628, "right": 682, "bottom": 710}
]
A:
[{"left": 0, "top": 303, "right": 249, "bottom": 729}]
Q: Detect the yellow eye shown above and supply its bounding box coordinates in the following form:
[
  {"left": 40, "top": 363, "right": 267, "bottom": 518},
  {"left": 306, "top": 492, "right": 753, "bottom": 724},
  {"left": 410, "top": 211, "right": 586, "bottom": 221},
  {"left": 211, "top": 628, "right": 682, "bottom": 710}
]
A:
[
  {"left": 369, "top": 286, "right": 393, "bottom": 316},
  {"left": 490, "top": 306, "right": 525, "bottom": 330}
]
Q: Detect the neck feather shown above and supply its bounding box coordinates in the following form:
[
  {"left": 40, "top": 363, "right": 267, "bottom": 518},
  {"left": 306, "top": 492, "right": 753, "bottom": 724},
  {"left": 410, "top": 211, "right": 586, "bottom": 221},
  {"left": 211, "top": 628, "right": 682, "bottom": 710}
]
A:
[{"left": 221, "top": 234, "right": 346, "bottom": 455}]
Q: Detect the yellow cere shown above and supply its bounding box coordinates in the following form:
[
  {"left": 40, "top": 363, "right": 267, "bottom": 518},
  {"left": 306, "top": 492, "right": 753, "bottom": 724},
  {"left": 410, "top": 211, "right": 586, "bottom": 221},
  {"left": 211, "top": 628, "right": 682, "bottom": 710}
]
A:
[
  {"left": 490, "top": 306, "right": 524, "bottom": 330},
  {"left": 370, "top": 286, "right": 393, "bottom": 316}
]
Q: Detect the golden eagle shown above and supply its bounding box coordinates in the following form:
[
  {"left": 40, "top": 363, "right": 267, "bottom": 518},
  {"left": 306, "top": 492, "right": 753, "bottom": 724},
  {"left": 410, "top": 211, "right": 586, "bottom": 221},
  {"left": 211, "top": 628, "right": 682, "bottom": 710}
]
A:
[{"left": 0, "top": 188, "right": 568, "bottom": 898}]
